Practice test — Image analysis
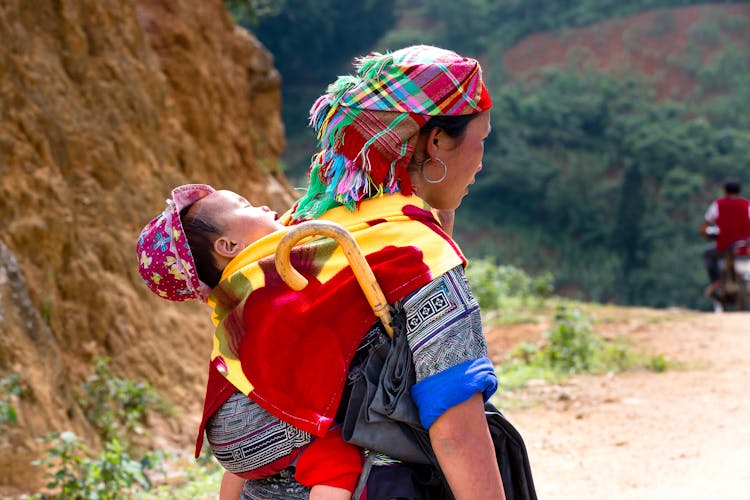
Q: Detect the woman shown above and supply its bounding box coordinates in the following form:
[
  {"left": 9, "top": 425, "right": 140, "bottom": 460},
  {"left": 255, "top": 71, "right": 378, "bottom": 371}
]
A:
[
  {"left": 146, "top": 45, "right": 504, "bottom": 499},
  {"left": 284, "top": 44, "right": 503, "bottom": 499}
]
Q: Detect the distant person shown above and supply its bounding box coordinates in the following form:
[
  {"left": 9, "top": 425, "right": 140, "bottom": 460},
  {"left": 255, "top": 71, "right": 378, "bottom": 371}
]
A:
[{"left": 700, "top": 177, "right": 750, "bottom": 297}]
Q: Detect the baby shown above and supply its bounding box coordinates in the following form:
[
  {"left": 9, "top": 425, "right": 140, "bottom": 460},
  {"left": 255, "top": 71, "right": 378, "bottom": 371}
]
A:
[{"left": 136, "top": 184, "right": 362, "bottom": 500}]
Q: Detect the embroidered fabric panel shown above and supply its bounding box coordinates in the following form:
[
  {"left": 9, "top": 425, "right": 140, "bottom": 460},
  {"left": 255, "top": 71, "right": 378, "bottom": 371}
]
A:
[
  {"left": 402, "top": 265, "right": 488, "bottom": 381},
  {"left": 240, "top": 468, "right": 309, "bottom": 499},
  {"left": 206, "top": 391, "right": 313, "bottom": 474}
]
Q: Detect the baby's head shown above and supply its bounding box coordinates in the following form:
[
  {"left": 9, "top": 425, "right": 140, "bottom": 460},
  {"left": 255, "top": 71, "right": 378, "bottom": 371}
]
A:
[{"left": 137, "top": 184, "right": 282, "bottom": 302}]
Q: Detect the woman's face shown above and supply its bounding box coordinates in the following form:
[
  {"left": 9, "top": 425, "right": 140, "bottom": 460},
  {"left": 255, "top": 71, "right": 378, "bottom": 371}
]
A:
[
  {"left": 194, "top": 190, "right": 281, "bottom": 249},
  {"left": 418, "top": 111, "right": 491, "bottom": 211}
]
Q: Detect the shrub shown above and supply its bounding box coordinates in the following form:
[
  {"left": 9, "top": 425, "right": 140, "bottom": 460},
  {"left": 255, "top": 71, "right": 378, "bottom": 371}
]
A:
[
  {"left": 78, "top": 357, "right": 173, "bottom": 444},
  {"left": 466, "top": 258, "right": 555, "bottom": 311},
  {"left": 31, "top": 432, "right": 164, "bottom": 499},
  {"left": 31, "top": 357, "right": 176, "bottom": 498},
  {"left": 496, "top": 305, "right": 667, "bottom": 392},
  {"left": 542, "top": 305, "right": 602, "bottom": 373}
]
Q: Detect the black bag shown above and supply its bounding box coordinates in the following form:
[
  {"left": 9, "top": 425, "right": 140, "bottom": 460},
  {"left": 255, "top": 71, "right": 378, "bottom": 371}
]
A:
[
  {"left": 342, "top": 305, "right": 433, "bottom": 464},
  {"left": 343, "top": 305, "right": 537, "bottom": 500}
]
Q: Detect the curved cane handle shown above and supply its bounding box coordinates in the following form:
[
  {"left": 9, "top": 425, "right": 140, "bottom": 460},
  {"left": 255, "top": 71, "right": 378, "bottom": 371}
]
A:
[{"left": 274, "top": 220, "right": 394, "bottom": 336}]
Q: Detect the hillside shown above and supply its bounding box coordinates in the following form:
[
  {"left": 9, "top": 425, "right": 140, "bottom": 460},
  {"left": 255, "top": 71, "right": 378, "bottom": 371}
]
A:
[
  {"left": 503, "top": 4, "right": 750, "bottom": 100},
  {"left": 489, "top": 308, "right": 750, "bottom": 499},
  {"left": 256, "top": 1, "right": 750, "bottom": 308}
]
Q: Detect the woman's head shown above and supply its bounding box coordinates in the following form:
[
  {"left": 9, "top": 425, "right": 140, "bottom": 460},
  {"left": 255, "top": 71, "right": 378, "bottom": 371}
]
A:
[
  {"left": 137, "top": 185, "right": 281, "bottom": 301},
  {"left": 291, "top": 45, "right": 492, "bottom": 220},
  {"left": 409, "top": 111, "right": 491, "bottom": 210}
]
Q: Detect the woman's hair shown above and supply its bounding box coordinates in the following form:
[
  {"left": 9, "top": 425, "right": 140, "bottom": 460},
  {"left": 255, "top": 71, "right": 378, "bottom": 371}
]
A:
[
  {"left": 179, "top": 205, "right": 223, "bottom": 288},
  {"left": 418, "top": 114, "right": 478, "bottom": 142}
]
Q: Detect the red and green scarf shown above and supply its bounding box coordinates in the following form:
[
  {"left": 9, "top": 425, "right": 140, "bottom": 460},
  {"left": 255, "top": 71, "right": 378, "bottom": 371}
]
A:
[{"left": 195, "top": 194, "right": 465, "bottom": 454}]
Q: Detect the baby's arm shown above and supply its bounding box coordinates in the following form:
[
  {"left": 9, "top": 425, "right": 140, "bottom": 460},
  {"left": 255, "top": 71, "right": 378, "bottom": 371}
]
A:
[
  {"left": 219, "top": 471, "right": 245, "bottom": 500},
  {"left": 309, "top": 484, "right": 351, "bottom": 500}
]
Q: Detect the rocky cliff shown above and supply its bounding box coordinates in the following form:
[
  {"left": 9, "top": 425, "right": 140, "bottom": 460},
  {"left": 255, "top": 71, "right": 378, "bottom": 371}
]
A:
[{"left": 0, "top": 0, "right": 296, "bottom": 493}]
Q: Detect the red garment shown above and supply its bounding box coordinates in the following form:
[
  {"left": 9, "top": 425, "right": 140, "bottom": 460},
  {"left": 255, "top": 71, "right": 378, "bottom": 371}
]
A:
[
  {"left": 715, "top": 197, "right": 750, "bottom": 252},
  {"left": 294, "top": 427, "right": 363, "bottom": 491}
]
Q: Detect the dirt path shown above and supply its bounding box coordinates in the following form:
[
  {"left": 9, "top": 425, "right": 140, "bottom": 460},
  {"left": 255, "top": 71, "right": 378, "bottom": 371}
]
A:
[{"left": 486, "top": 309, "right": 750, "bottom": 500}]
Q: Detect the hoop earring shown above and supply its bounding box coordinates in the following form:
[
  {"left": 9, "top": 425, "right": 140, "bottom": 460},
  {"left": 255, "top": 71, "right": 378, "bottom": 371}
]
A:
[{"left": 421, "top": 157, "right": 447, "bottom": 184}]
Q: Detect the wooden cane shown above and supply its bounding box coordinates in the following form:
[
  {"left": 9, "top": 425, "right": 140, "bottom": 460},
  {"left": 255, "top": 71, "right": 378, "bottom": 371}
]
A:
[{"left": 274, "top": 220, "right": 394, "bottom": 337}]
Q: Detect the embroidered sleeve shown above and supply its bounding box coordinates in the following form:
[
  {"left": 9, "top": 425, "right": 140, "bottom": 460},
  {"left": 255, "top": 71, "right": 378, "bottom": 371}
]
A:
[
  {"left": 401, "top": 265, "right": 497, "bottom": 429},
  {"left": 402, "top": 265, "right": 488, "bottom": 381}
]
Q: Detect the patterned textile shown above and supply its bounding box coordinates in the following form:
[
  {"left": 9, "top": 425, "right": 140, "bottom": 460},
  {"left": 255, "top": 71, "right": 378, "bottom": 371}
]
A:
[
  {"left": 292, "top": 45, "right": 492, "bottom": 221},
  {"left": 200, "top": 193, "right": 465, "bottom": 443},
  {"left": 136, "top": 184, "right": 215, "bottom": 302},
  {"left": 206, "top": 391, "right": 312, "bottom": 477},
  {"left": 402, "top": 265, "right": 488, "bottom": 381},
  {"left": 240, "top": 468, "right": 309, "bottom": 500}
]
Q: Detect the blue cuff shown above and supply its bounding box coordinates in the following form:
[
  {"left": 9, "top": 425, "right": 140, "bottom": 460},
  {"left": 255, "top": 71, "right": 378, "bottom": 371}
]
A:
[{"left": 410, "top": 357, "right": 498, "bottom": 430}]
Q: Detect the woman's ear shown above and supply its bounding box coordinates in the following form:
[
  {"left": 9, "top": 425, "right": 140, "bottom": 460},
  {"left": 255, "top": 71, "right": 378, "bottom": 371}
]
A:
[
  {"left": 213, "top": 236, "right": 243, "bottom": 258},
  {"left": 425, "top": 127, "right": 442, "bottom": 158}
]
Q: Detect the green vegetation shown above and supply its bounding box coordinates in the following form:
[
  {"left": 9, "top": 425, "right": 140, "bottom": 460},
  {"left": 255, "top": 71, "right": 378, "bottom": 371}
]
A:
[
  {"left": 31, "top": 433, "right": 164, "bottom": 500},
  {"left": 0, "top": 373, "right": 23, "bottom": 430},
  {"left": 495, "top": 305, "right": 669, "bottom": 394},
  {"left": 466, "top": 258, "right": 554, "bottom": 312},
  {"left": 32, "top": 358, "right": 178, "bottom": 499},
  {"left": 137, "top": 460, "right": 223, "bottom": 500},
  {"left": 394, "top": 0, "right": 748, "bottom": 55},
  {"left": 78, "top": 357, "right": 174, "bottom": 445},
  {"left": 466, "top": 261, "right": 670, "bottom": 398},
  {"left": 460, "top": 54, "right": 750, "bottom": 309}
]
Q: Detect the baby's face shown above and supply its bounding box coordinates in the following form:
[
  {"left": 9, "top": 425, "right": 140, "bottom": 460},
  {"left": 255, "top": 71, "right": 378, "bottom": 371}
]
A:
[{"left": 193, "top": 190, "right": 283, "bottom": 247}]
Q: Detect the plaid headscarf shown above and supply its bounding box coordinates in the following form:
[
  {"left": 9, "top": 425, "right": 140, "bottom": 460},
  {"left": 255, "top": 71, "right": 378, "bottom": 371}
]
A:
[{"left": 291, "top": 45, "right": 492, "bottom": 221}]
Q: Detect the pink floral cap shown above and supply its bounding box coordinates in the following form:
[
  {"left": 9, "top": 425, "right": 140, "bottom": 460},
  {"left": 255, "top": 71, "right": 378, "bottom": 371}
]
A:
[{"left": 136, "top": 184, "right": 216, "bottom": 302}]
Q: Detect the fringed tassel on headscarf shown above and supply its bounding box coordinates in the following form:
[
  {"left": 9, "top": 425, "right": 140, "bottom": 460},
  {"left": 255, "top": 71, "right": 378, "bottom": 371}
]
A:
[
  {"left": 293, "top": 146, "right": 415, "bottom": 222},
  {"left": 354, "top": 51, "right": 393, "bottom": 80},
  {"left": 292, "top": 159, "right": 344, "bottom": 221}
]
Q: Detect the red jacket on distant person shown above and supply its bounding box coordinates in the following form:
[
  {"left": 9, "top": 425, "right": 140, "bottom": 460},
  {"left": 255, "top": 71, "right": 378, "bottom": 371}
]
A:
[{"left": 706, "top": 196, "right": 750, "bottom": 252}]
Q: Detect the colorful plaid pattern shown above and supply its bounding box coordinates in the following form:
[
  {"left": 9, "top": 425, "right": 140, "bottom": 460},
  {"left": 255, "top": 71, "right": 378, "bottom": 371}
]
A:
[
  {"left": 340, "top": 46, "right": 488, "bottom": 114},
  {"left": 292, "top": 45, "right": 492, "bottom": 221}
]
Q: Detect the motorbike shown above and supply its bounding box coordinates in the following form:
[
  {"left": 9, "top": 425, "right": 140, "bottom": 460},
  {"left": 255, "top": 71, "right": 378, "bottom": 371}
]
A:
[{"left": 711, "top": 238, "right": 750, "bottom": 312}]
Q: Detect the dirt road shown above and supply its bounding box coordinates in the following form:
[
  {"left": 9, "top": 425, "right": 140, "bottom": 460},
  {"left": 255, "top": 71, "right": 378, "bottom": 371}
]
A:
[{"left": 487, "top": 309, "right": 750, "bottom": 500}]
